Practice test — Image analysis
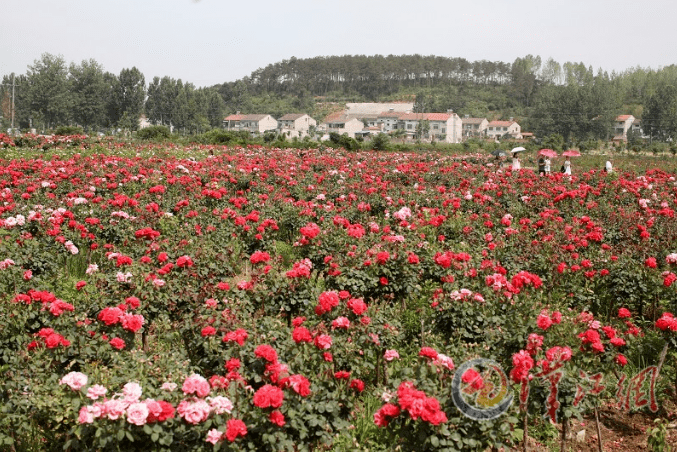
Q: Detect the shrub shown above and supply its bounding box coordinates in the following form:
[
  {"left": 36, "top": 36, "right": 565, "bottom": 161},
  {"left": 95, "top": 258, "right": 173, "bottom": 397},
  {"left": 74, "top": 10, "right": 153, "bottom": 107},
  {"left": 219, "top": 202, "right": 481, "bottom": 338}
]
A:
[
  {"left": 136, "top": 125, "right": 171, "bottom": 141},
  {"left": 54, "top": 125, "right": 85, "bottom": 136}
]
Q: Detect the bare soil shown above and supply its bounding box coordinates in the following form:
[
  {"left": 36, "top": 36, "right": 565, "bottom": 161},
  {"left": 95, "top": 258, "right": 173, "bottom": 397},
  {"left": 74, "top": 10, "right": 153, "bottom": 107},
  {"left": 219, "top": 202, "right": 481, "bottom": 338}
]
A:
[{"left": 518, "top": 399, "right": 677, "bottom": 451}]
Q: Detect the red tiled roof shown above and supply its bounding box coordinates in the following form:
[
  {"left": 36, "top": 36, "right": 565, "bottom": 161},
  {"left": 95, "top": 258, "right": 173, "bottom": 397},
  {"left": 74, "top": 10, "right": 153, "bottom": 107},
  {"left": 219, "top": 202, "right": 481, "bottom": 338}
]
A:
[
  {"left": 488, "top": 121, "right": 515, "bottom": 127},
  {"left": 616, "top": 115, "right": 632, "bottom": 121},
  {"left": 224, "top": 114, "right": 244, "bottom": 121},
  {"left": 399, "top": 113, "right": 451, "bottom": 121},
  {"left": 322, "top": 111, "right": 345, "bottom": 123},
  {"left": 426, "top": 113, "right": 451, "bottom": 121},
  {"left": 398, "top": 113, "right": 428, "bottom": 121}
]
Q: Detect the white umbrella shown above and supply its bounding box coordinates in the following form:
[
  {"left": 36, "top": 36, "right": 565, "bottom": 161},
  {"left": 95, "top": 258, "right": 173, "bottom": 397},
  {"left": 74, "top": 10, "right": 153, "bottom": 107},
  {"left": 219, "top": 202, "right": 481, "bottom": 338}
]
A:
[{"left": 511, "top": 146, "right": 526, "bottom": 153}]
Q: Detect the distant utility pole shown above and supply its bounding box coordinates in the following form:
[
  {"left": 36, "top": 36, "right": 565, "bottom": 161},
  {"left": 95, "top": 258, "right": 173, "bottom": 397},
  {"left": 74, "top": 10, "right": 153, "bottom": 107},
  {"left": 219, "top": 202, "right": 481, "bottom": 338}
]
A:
[{"left": 1, "top": 74, "right": 19, "bottom": 131}]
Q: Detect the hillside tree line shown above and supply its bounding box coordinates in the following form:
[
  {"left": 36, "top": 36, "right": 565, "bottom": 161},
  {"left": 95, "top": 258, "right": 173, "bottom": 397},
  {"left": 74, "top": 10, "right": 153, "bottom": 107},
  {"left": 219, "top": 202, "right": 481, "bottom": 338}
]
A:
[{"left": 2, "top": 53, "right": 677, "bottom": 143}]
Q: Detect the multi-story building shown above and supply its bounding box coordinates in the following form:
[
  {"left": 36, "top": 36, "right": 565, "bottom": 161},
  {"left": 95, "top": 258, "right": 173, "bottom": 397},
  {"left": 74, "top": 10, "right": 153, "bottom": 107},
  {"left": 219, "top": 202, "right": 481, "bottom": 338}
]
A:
[
  {"left": 485, "top": 120, "right": 522, "bottom": 140},
  {"left": 461, "top": 117, "right": 489, "bottom": 138},
  {"left": 277, "top": 114, "right": 317, "bottom": 138},
  {"left": 397, "top": 111, "right": 462, "bottom": 143}
]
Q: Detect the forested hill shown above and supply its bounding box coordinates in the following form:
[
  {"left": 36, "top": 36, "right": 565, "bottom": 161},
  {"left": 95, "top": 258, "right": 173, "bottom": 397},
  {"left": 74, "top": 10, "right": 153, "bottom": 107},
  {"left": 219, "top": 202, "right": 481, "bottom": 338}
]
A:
[
  {"left": 230, "top": 55, "right": 514, "bottom": 98},
  {"left": 3, "top": 53, "right": 677, "bottom": 143},
  {"left": 213, "top": 54, "right": 677, "bottom": 143}
]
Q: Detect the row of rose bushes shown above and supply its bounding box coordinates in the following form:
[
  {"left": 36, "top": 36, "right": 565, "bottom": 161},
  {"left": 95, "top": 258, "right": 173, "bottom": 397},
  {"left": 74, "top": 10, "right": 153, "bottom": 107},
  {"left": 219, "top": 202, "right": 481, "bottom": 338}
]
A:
[{"left": 1, "top": 144, "right": 677, "bottom": 450}]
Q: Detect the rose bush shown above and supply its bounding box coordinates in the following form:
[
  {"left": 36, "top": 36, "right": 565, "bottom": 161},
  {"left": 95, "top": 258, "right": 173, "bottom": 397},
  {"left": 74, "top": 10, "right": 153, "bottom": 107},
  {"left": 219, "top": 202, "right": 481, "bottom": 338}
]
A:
[{"left": 1, "top": 141, "right": 676, "bottom": 450}]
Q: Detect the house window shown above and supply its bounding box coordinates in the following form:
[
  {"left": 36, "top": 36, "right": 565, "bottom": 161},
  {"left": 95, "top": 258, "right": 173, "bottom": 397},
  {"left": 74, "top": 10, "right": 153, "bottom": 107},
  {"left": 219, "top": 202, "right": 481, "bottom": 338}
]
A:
[
  {"left": 407, "top": 124, "right": 413, "bottom": 130},
  {"left": 433, "top": 124, "right": 439, "bottom": 130},
  {"left": 442, "top": 128, "right": 446, "bottom": 133}
]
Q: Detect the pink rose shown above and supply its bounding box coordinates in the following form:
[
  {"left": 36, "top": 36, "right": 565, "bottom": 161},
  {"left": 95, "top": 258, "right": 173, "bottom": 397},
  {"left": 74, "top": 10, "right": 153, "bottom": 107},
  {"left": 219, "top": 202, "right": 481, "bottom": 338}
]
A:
[
  {"left": 206, "top": 429, "right": 224, "bottom": 445},
  {"left": 177, "top": 399, "right": 211, "bottom": 424},
  {"left": 87, "top": 384, "right": 108, "bottom": 400},
  {"left": 126, "top": 402, "right": 150, "bottom": 426},
  {"left": 384, "top": 349, "right": 400, "bottom": 361},
  {"left": 59, "top": 371, "right": 88, "bottom": 391}
]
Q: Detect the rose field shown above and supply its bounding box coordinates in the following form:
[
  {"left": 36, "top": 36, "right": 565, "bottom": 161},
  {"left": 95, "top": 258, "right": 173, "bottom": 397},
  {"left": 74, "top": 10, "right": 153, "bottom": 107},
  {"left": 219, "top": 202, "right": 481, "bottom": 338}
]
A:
[{"left": 2, "top": 135, "right": 677, "bottom": 451}]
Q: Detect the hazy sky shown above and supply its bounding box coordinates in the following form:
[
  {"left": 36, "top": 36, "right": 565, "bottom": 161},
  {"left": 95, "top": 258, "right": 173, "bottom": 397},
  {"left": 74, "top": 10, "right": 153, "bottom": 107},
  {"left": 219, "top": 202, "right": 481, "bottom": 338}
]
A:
[{"left": 1, "top": 0, "right": 675, "bottom": 87}]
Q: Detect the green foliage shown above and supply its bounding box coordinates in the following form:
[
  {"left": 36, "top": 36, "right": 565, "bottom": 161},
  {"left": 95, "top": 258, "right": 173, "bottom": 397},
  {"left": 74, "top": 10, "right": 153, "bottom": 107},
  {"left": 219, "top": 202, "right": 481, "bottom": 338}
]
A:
[
  {"left": 370, "top": 133, "right": 390, "bottom": 151},
  {"left": 54, "top": 125, "right": 85, "bottom": 136},
  {"left": 648, "top": 419, "right": 672, "bottom": 452},
  {"left": 540, "top": 133, "right": 565, "bottom": 151},
  {"left": 136, "top": 125, "right": 171, "bottom": 140},
  {"left": 328, "top": 132, "right": 359, "bottom": 151},
  {"left": 194, "top": 129, "right": 250, "bottom": 145}
]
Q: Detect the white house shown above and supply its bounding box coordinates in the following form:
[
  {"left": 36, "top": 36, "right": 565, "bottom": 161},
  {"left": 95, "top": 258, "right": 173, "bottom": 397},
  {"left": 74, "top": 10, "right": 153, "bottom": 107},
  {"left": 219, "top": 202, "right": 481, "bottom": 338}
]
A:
[
  {"left": 277, "top": 114, "right": 317, "bottom": 138},
  {"left": 376, "top": 111, "right": 404, "bottom": 133},
  {"left": 462, "top": 117, "right": 489, "bottom": 139},
  {"left": 239, "top": 115, "right": 278, "bottom": 135},
  {"left": 613, "top": 115, "right": 635, "bottom": 141},
  {"left": 485, "top": 120, "right": 522, "bottom": 140},
  {"left": 397, "top": 112, "right": 462, "bottom": 143},
  {"left": 324, "top": 118, "right": 364, "bottom": 138},
  {"left": 223, "top": 113, "right": 245, "bottom": 131}
]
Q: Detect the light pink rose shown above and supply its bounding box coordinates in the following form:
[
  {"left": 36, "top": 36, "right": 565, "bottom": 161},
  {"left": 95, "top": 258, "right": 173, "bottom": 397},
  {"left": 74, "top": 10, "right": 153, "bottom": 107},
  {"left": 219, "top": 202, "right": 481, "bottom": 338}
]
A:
[
  {"left": 126, "top": 402, "right": 150, "bottom": 426},
  {"left": 182, "top": 374, "right": 210, "bottom": 398},
  {"left": 208, "top": 396, "right": 233, "bottom": 415},
  {"left": 384, "top": 350, "right": 400, "bottom": 361},
  {"left": 104, "top": 399, "right": 128, "bottom": 420},
  {"left": 78, "top": 406, "right": 94, "bottom": 424},
  {"left": 206, "top": 429, "right": 223, "bottom": 445},
  {"left": 122, "top": 382, "right": 142, "bottom": 403},
  {"left": 161, "top": 382, "right": 177, "bottom": 392},
  {"left": 87, "top": 384, "right": 108, "bottom": 400},
  {"left": 177, "top": 399, "right": 211, "bottom": 425},
  {"left": 59, "top": 371, "right": 88, "bottom": 390}
]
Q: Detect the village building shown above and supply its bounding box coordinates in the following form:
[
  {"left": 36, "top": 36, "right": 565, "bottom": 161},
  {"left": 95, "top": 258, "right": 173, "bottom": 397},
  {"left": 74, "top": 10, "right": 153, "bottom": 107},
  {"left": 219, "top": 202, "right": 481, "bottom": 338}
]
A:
[
  {"left": 485, "top": 119, "right": 522, "bottom": 140},
  {"left": 461, "top": 117, "right": 489, "bottom": 138},
  {"left": 277, "top": 114, "right": 317, "bottom": 138},
  {"left": 397, "top": 112, "right": 462, "bottom": 143},
  {"left": 324, "top": 117, "right": 364, "bottom": 139}
]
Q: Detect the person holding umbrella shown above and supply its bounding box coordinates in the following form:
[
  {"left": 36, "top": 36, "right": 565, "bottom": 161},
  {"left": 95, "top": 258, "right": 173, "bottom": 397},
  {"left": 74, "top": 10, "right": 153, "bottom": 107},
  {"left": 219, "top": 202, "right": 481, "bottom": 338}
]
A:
[
  {"left": 563, "top": 156, "right": 572, "bottom": 175},
  {"left": 538, "top": 149, "right": 557, "bottom": 175},
  {"left": 561, "top": 149, "right": 581, "bottom": 176},
  {"left": 538, "top": 155, "right": 546, "bottom": 175},
  {"left": 511, "top": 147, "right": 525, "bottom": 172},
  {"left": 511, "top": 152, "right": 521, "bottom": 171}
]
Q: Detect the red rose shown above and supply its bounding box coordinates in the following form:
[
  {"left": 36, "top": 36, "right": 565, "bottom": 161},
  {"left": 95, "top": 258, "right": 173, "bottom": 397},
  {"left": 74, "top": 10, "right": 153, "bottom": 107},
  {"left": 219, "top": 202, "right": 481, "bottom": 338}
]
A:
[
  {"left": 253, "top": 384, "right": 284, "bottom": 408},
  {"left": 110, "top": 337, "right": 125, "bottom": 350},
  {"left": 225, "top": 419, "right": 247, "bottom": 442},
  {"left": 269, "top": 410, "right": 285, "bottom": 426}
]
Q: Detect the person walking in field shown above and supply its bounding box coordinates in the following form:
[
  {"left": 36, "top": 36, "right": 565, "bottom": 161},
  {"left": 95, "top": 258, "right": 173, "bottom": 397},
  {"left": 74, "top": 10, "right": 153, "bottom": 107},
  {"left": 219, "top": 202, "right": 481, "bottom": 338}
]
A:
[
  {"left": 563, "top": 156, "right": 572, "bottom": 175},
  {"left": 537, "top": 156, "right": 546, "bottom": 175},
  {"left": 544, "top": 157, "right": 551, "bottom": 174},
  {"left": 512, "top": 152, "right": 521, "bottom": 171}
]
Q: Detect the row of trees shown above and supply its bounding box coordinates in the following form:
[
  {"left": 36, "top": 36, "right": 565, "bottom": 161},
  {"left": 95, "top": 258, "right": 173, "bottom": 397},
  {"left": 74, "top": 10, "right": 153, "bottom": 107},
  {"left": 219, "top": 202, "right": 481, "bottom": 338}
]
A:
[
  {"left": 1, "top": 54, "right": 225, "bottom": 133},
  {"left": 1, "top": 54, "right": 146, "bottom": 132},
  {"left": 3, "top": 53, "right": 677, "bottom": 143}
]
